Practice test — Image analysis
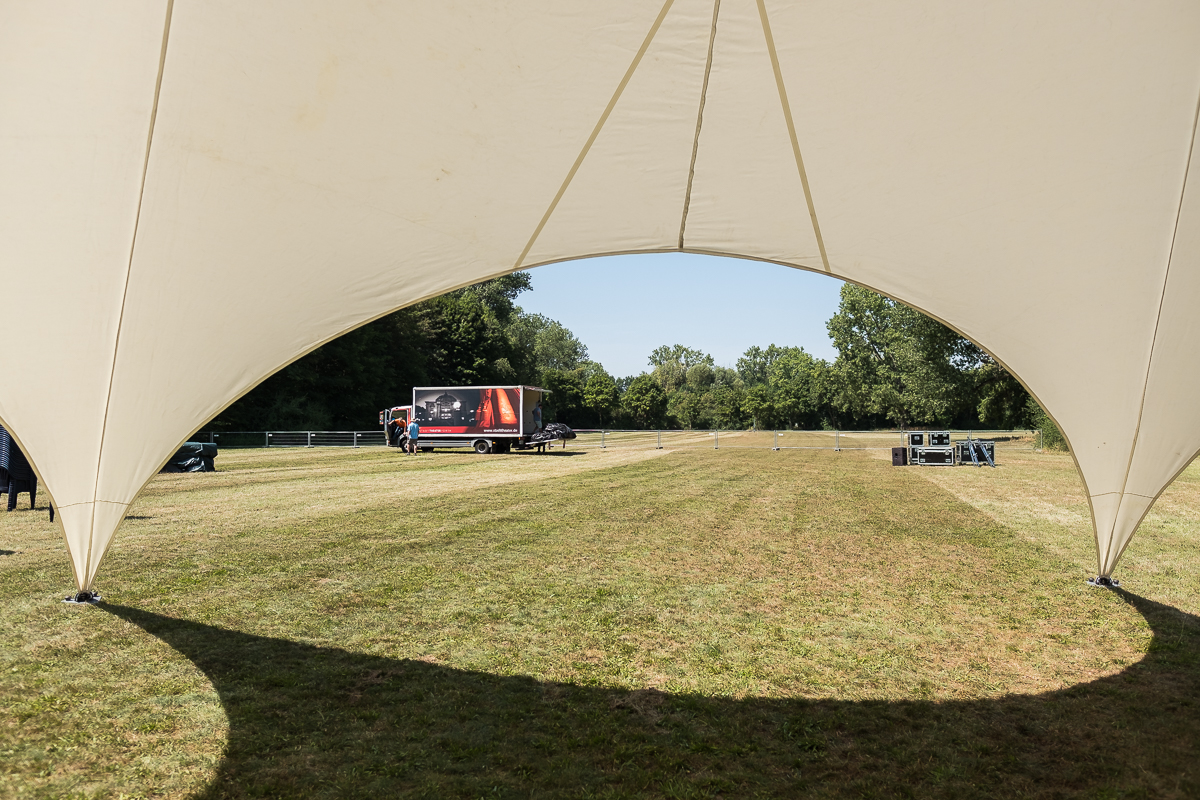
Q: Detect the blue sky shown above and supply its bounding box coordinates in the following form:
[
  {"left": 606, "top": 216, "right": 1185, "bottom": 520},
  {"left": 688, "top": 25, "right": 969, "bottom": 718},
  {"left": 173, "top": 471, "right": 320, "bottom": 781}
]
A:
[{"left": 518, "top": 252, "right": 846, "bottom": 378}]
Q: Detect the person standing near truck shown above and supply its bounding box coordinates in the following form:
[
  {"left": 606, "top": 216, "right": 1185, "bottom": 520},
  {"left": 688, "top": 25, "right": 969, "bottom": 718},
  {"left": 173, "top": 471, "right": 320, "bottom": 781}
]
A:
[
  {"left": 407, "top": 418, "right": 420, "bottom": 454},
  {"left": 532, "top": 400, "right": 543, "bottom": 431}
]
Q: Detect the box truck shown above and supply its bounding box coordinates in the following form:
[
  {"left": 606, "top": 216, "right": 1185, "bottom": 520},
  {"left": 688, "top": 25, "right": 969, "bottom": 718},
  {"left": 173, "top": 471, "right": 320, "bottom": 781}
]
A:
[{"left": 380, "top": 385, "right": 549, "bottom": 453}]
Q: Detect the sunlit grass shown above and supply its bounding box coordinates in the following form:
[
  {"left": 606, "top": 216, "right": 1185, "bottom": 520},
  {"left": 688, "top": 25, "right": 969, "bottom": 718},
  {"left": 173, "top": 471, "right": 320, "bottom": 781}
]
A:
[{"left": 1, "top": 445, "right": 1197, "bottom": 798}]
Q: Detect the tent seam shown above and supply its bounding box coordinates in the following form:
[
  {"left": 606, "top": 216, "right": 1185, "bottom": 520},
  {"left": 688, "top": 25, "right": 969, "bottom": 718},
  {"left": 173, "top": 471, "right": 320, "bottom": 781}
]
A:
[
  {"left": 678, "top": 0, "right": 722, "bottom": 250},
  {"left": 755, "top": 0, "right": 830, "bottom": 273},
  {"left": 513, "top": 0, "right": 676, "bottom": 269},
  {"left": 84, "top": 0, "right": 175, "bottom": 589},
  {"left": 1101, "top": 78, "right": 1200, "bottom": 575}
]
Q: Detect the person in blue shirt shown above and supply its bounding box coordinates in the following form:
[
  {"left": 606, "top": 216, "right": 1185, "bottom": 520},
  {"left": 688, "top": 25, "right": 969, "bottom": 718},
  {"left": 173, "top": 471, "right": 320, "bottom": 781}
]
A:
[
  {"left": 407, "top": 418, "right": 420, "bottom": 454},
  {"left": 532, "top": 400, "right": 543, "bottom": 431}
]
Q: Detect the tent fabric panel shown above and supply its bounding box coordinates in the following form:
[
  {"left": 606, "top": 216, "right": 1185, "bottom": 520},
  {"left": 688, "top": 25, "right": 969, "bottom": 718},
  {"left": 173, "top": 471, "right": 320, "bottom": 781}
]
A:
[
  {"left": 766, "top": 0, "right": 1200, "bottom": 503},
  {"left": 519, "top": 0, "right": 715, "bottom": 265},
  {"left": 93, "top": 0, "right": 676, "bottom": 511},
  {"left": 141, "top": 0, "right": 668, "bottom": 250},
  {"left": 1088, "top": 493, "right": 1124, "bottom": 576},
  {"left": 1122, "top": 107, "right": 1200, "bottom": 506},
  {"left": 679, "top": 0, "right": 823, "bottom": 266},
  {"left": 0, "top": 0, "right": 168, "bottom": 512},
  {"left": 80, "top": 501, "right": 132, "bottom": 590},
  {"left": 1099, "top": 493, "right": 1157, "bottom": 577}
]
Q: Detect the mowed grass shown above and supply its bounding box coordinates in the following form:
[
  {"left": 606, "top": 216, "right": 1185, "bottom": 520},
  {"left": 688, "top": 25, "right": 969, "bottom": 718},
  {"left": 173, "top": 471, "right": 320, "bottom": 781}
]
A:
[{"left": 1, "top": 445, "right": 1198, "bottom": 798}]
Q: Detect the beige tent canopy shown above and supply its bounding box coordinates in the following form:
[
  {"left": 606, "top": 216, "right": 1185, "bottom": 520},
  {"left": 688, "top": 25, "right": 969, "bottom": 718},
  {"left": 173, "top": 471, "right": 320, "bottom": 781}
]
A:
[{"left": 3, "top": 0, "right": 1200, "bottom": 592}]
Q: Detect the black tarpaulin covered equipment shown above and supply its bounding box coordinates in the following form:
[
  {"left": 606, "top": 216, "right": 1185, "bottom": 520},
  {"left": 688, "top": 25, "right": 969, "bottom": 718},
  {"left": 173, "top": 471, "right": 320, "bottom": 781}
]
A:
[
  {"left": 160, "top": 442, "right": 217, "bottom": 473},
  {"left": 0, "top": 424, "right": 38, "bottom": 511},
  {"left": 528, "top": 423, "right": 577, "bottom": 444}
]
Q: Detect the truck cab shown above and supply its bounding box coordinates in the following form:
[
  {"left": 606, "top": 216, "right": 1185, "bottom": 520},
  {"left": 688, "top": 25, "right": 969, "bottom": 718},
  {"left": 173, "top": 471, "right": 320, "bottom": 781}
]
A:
[{"left": 379, "top": 405, "right": 413, "bottom": 447}]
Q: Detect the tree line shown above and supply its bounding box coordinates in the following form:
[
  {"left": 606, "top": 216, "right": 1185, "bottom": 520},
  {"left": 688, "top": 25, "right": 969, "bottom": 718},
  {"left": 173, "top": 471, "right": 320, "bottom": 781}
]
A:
[{"left": 212, "top": 275, "right": 1059, "bottom": 442}]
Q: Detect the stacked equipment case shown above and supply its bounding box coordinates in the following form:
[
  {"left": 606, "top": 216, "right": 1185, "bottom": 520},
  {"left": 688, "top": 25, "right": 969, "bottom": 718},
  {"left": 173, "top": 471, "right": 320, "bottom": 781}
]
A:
[
  {"left": 896, "top": 432, "right": 999, "bottom": 467},
  {"left": 906, "top": 431, "right": 955, "bottom": 466},
  {"left": 915, "top": 445, "right": 955, "bottom": 465},
  {"left": 897, "top": 434, "right": 998, "bottom": 465}
]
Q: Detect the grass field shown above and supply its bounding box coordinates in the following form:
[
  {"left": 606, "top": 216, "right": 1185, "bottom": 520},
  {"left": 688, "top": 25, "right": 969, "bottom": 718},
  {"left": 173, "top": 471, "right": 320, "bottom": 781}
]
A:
[{"left": 1, "top": 444, "right": 1198, "bottom": 798}]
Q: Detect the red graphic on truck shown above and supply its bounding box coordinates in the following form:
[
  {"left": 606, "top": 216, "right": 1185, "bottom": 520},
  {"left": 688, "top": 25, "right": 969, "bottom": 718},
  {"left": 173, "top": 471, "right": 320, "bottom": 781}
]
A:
[{"left": 413, "top": 387, "right": 521, "bottom": 434}]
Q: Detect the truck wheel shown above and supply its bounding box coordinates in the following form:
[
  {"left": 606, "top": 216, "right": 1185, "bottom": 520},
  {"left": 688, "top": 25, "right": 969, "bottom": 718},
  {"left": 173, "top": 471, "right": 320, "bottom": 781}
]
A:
[{"left": 473, "top": 440, "right": 491, "bottom": 454}]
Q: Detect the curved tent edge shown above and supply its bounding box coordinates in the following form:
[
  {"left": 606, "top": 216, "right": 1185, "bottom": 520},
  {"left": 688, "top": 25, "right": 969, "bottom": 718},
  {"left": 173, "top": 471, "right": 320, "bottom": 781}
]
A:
[{"left": 79, "top": 247, "right": 1138, "bottom": 590}]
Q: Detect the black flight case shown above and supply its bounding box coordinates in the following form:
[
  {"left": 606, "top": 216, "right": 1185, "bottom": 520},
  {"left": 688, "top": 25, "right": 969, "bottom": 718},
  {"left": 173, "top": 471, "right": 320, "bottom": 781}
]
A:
[{"left": 913, "top": 446, "right": 956, "bottom": 465}]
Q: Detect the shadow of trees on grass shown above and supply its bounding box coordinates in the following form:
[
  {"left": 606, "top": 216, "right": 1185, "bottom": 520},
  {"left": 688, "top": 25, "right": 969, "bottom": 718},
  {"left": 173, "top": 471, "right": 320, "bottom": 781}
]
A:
[{"left": 107, "top": 592, "right": 1199, "bottom": 799}]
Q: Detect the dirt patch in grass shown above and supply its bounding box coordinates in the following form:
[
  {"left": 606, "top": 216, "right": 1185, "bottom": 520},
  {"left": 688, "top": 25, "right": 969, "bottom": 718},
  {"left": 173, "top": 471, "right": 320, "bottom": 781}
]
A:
[{"left": 2, "top": 448, "right": 1198, "bottom": 798}]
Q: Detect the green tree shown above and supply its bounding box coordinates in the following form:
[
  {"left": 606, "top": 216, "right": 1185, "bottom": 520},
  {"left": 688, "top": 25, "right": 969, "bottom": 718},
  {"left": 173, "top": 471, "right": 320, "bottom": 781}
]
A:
[
  {"left": 708, "top": 384, "right": 746, "bottom": 428},
  {"left": 808, "top": 361, "right": 842, "bottom": 429},
  {"left": 736, "top": 344, "right": 785, "bottom": 386},
  {"left": 649, "top": 344, "right": 712, "bottom": 370},
  {"left": 712, "top": 366, "right": 742, "bottom": 389},
  {"left": 652, "top": 362, "right": 687, "bottom": 394},
  {"left": 668, "top": 388, "right": 709, "bottom": 429},
  {"left": 622, "top": 375, "right": 668, "bottom": 428},
  {"left": 540, "top": 369, "right": 585, "bottom": 424},
  {"left": 686, "top": 362, "right": 715, "bottom": 389},
  {"left": 826, "top": 285, "right": 981, "bottom": 428},
  {"left": 743, "top": 384, "right": 776, "bottom": 430},
  {"left": 1028, "top": 397, "right": 1068, "bottom": 451},
  {"left": 766, "top": 346, "right": 823, "bottom": 428},
  {"left": 650, "top": 345, "right": 713, "bottom": 395},
  {"left": 462, "top": 272, "right": 532, "bottom": 324},
  {"left": 583, "top": 372, "right": 620, "bottom": 425},
  {"left": 417, "top": 273, "right": 535, "bottom": 385},
  {"left": 535, "top": 321, "right": 587, "bottom": 371},
  {"left": 578, "top": 360, "right": 611, "bottom": 384},
  {"left": 419, "top": 291, "right": 513, "bottom": 385},
  {"left": 976, "top": 359, "right": 1036, "bottom": 429},
  {"left": 508, "top": 312, "right": 588, "bottom": 382}
]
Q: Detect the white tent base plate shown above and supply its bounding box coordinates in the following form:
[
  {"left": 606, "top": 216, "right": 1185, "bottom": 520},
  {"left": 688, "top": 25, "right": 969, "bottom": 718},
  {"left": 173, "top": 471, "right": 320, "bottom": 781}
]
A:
[{"left": 62, "top": 590, "right": 102, "bottom": 605}]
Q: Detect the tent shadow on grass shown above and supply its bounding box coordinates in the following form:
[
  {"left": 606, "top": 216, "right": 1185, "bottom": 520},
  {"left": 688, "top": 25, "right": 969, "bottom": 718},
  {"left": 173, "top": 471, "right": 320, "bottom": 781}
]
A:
[{"left": 106, "top": 592, "right": 1199, "bottom": 798}]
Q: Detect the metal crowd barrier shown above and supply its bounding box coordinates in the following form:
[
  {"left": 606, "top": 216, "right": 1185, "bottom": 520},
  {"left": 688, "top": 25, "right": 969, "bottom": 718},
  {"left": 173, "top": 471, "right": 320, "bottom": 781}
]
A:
[
  {"left": 189, "top": 429, "right": 1041, "bottom": 451},
  {"left": 568, "top": 429, "right": 1040, "bottom": 451}
]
